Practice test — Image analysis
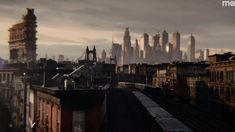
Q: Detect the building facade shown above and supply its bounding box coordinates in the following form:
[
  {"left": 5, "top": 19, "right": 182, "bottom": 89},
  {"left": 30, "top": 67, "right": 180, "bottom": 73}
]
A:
[
  {"left": 30, "top": 86, "right": 107, "bottom": 132},
  {"left": 168, "top": 62, "right": 208, "bottom": 101},
  {"left": 208, "top": 52, "right": 235, "bottom": 110}
]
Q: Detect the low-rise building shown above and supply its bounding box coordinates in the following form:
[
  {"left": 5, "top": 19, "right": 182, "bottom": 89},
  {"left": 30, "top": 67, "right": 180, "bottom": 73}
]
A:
[
  {"left": 117, "top": 63, "right": 157, "bottom": 84},
  {"left": 168, "top": 61, "right": 209, "bottom": 102},
  {"left": 30, "top": 86, "right": 107, "bottom": 132},
  {"left": 208, "top": 52, "right": 235, "bottom": 110},
  {"left": 152, "top": 63, "right": 170, "bottom": 88},
  {"left": 186, "top": 74, "right": 209, "bottom": 105}
]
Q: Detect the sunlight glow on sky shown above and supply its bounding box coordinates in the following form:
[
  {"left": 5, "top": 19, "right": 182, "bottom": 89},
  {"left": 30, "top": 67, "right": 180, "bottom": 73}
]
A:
[{"left": 0, "top": 0, "right": 235, "bottom": 60}]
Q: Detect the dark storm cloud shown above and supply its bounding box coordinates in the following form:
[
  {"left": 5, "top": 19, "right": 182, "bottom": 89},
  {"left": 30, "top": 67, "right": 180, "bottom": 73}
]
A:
[{"left": 0, "top": 0, "right": 235, "bottom": 59}]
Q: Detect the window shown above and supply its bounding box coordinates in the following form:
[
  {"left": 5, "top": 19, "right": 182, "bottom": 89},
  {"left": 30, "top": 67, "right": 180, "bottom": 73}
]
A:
[
  {"left": 72, "top": 111, "right": 85, "bottom": 132},
  {"left": 220, "top": 71, "right": 224, "bottom": 82},
  {"left": 3, "top": 73, "right": 6, "bottom": 82},
  {"left": 216, "top": 71, "right": 220, "bottom": 81},
  {"left": 226, "top": 71, "right": 234, "bottom": 83},
  {"left": 11, "top": 74, "right": 14, "bottom": 82},
  {"left": 220, "top": 87, "right": 224, "bottom": 96},
  {"left": 7, "top": 74, "right": 9, "bottom": 83},
  {"left": 231, "top": 88, "right": 234, "bottom": 97},
  {"left": 56, "top": 108, "right": 60, "bottom": 132}
]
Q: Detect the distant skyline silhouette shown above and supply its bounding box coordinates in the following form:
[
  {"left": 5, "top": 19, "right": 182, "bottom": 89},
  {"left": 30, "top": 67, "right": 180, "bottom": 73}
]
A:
[{"left": 0, "top": 0, "right": 235, "bottom": 60}]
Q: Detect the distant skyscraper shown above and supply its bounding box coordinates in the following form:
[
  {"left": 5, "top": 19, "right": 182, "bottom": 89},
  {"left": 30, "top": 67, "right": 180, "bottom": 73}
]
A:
[
  {"left": 135, "top": 39, "right": 140, "bottom": 58},
  {"left": 187, "top": 34, "right": 195, "bottom": 62},
  {"left": 122, "top": 27, "right": 132, "bottom": 65},
  {"left": 172, "top": 32, "right": 180, "bottom": 51},
  {"left": 101, "top": 49, "right": 107, "bottom": 62},
  {"left": 130, "top": 47, "right": 134, "bottom": 61},
  {"left": 161, "top": 30, "right": 168, "bottom": 52},
  {"left": 9, "top": 8, "right": 37, "bottom": 63},
  {"left": 111, "top": 42, "right": 122, "bottom": 65},
  {"left": 140, "top": 33, "right": 150, "bottom": 59},
  {"left": 183, "top": 52, "right": 188, "bottom": 61},
  {"left": 153, "top": 34, "right": 161, "bottom": 51},
  {"left": 204, "top": 48, "right": 210, "bottom": 61},
  {"left": 166, "top": 43, "right": 173, "bottom": 54},
  {"left": 140, "top": 33, "right": 149, "bottom": 51},
  {"left": 58, "top": 54, "right": 64, "bottom": 62},
  {"left": 140, "top": 50, "right": 144, "bottom": 59},
  {"left": 195, "top": 49, "right": 204, "bottom": 61}
]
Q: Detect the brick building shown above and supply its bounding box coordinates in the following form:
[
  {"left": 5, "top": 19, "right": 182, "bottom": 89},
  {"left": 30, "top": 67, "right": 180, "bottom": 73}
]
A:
[
  {"left": 208, "top": 52, "right": 235, "bottom": 110},
  {"left": 117, "top": 63, "right": 157, "bottom": 84},
  {"left": 168, "top": 62, "right": 208, "bottom": 101},
  {"left": 30, "top": 86, "right": 107, "bottom": 132},
  {"left": 152, "top": 63, "right": 170, "bottom": 88}
]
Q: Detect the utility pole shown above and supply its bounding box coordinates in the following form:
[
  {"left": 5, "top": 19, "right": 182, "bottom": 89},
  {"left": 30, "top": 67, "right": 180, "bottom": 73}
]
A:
[{"left": 23, "top": 72, "right": 30, "bottom": 132}]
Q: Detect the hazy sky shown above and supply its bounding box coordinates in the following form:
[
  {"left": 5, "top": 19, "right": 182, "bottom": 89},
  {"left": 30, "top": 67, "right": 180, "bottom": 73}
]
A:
[{"left": 0, "top": 0, "right": 235, "bottom": 60}]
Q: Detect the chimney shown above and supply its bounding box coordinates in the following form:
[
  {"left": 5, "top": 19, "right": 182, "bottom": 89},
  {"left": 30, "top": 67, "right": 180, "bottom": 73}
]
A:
[{"left": 42, "top": 59, "right": 57, "bottom": 87}]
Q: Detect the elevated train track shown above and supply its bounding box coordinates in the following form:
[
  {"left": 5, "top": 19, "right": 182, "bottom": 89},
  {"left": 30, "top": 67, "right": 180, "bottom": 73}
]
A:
[{"left": 116, "top": 82, "right": 235, "bottom": 132}]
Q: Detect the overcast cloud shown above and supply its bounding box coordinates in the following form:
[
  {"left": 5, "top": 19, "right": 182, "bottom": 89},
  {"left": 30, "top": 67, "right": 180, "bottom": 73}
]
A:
[{"left": 0, "top": 0, "right": 235, "bottom": 59}]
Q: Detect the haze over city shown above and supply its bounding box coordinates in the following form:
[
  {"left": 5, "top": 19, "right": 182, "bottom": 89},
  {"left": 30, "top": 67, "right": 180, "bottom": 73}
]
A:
[
  {"left": 0, "top": 0, "right": 235, "bottom": 60},
  {"left": 1, "top": 1, "right": 235, "bottom": 132}
]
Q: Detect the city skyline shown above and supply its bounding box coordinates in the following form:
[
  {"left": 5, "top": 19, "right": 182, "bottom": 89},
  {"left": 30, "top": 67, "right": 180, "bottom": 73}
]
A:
[
  {"left": 1, "top": 0, "right": 235, "bottom": 60},
  {"left": 1, "top": 1, "right": 235, "bottom": 131}
]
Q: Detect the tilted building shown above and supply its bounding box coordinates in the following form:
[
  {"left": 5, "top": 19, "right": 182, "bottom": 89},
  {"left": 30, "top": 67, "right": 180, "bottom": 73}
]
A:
[{"left": 9, "top": 8, "right": 37, "bottom": 63}]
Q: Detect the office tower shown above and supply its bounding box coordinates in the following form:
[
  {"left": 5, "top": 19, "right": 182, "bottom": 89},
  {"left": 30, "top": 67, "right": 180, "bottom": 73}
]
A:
[
  {"left": 111, "top": 42, "right": 122, "bottom": 65},
  {"left": 195, "top": 49, "right": 204, "bottom": 61},
  {"left": 101, "top": 50, "right": 107, "bottom": 62},
  {"left": 140, "top": 33, "right": 149, "bottom": 51},
  {"left": 161, "top": 30, "right": 168, "bottom": 52},
  {"left": 167, "top": 43, "right": 173, "bottom": 54},
  {"left": 135, "top": 39, "right": 140, "bottom": 58},
  {"left": 172, "top": 32, "right": 180, "bottom": 51},
  {"left": 153, "top": 34, "right": 161, "bottom": 51},
  {"left": 204, "top": 48, "right": 210, "bottom": 61},
  {"left": 121, "top": 27, "right": 132, "bottom": 64},
  {"left": 187, "top": 34, "right": 195, "bottom": 62}
]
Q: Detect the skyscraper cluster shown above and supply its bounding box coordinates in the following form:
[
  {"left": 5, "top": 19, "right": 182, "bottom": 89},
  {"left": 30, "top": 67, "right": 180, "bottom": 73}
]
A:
[{"left": 111, "top": 28, "right": 191, "bottom": 65}]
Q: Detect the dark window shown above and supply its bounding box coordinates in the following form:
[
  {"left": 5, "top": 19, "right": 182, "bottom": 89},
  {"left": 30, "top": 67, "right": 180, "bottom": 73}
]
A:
[
  {"left": 3, "top": 73, "right": 6, "bottom": 81},
  {"left": 220, "top": 71, "right": 224, "bottom": 82},
  {"left": 7, "top": 74, "right": 9, "bottom": 83}
]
